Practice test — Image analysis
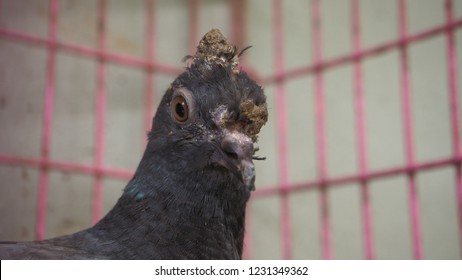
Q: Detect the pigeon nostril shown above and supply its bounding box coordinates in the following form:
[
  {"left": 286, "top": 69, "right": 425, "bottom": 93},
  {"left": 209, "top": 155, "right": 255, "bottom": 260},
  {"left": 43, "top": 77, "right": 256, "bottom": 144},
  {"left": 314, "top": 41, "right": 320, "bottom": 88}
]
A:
[
  {"left": 221, "top": 136, "right": 240, "bottom": 161},
  {"left": 225, "top": 150, "right": 238, "bottom": 160}
]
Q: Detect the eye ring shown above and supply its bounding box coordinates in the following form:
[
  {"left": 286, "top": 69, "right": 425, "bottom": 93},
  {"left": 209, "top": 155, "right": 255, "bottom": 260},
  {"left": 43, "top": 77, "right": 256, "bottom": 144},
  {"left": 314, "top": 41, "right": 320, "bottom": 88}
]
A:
[{"left": 172, "top": 95, "right": 189, "bottom": 122}]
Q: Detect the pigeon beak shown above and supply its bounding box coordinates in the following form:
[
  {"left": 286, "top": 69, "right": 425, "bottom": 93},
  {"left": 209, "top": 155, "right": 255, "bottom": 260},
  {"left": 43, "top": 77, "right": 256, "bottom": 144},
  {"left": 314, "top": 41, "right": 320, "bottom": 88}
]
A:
[
  {"left": 239, "top": 159, "right": 256, "bottom": 191},
  {"left": 220, "top": 131, "right": 256, "bottom": 192}
]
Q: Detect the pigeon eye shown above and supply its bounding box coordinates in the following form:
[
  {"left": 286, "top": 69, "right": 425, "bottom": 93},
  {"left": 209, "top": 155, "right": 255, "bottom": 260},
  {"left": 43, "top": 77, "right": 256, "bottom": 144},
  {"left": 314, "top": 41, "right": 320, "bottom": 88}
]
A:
[{"left": 172, "top": 95, "right": 189, "bottom": 122}]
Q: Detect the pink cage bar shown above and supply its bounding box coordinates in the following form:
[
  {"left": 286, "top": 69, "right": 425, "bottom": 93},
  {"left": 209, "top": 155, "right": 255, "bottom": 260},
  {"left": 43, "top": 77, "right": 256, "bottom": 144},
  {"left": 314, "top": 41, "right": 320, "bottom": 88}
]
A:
[{"left": 0, "top": 0, "right": 461, "bottom": 259}]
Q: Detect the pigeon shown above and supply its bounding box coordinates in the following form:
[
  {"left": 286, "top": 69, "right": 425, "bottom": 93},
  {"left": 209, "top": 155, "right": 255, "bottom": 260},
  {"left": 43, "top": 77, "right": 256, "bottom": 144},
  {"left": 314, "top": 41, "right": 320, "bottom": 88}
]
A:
[{"left": 0, "top": 29, "right": 268, "bottom": 259}]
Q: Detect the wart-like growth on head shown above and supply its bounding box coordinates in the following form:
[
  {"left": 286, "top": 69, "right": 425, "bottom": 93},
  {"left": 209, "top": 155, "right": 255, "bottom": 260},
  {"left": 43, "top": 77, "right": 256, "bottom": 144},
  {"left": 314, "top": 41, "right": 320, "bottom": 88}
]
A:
[
  {"left": 239, "top": 99, "right": 268, "bottom": 137},
  {"left": 212, "top": 99, "right": 268, "bottom": 139},
  {"left": 193, "top": 28, "right": 240, "bottom": 74}
]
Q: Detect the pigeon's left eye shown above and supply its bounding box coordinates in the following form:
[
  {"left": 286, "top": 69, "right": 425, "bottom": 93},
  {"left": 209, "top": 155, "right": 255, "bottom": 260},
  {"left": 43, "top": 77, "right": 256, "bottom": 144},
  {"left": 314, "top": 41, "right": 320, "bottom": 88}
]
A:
[{"left": 172, "top": 95, "right": 189, "bottom": 122}]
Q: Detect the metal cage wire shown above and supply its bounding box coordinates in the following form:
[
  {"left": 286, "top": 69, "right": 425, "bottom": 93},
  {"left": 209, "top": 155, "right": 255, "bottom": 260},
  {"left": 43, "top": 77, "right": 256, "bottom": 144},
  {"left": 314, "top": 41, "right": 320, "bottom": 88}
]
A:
[{"left": 0, "top": 0, "right": 461, "bottom": 259}]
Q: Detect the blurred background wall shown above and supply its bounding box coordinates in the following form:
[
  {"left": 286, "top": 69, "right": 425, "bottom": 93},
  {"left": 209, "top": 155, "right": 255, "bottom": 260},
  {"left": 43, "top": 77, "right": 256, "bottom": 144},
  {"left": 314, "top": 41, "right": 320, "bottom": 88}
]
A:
[{"left": 0, "top": 0, "right": 461, "bottom": 259}]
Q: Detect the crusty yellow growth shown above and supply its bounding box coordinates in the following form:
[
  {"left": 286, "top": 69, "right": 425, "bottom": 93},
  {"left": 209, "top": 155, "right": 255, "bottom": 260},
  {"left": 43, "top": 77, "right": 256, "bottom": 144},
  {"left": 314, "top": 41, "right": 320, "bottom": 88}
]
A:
[
  {"left": 239, "top": 99, "right": 268, "bottom": 137},
  {"left": 194, "top": 28, "right": 240, "bottom": 74}
]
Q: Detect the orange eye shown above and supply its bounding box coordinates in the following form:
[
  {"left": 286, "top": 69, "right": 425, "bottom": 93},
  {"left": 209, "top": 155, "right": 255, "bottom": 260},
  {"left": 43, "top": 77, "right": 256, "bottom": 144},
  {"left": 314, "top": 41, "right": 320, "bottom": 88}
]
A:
[{"left": 172, "top": 95, "right": 189, "bottom": 122}]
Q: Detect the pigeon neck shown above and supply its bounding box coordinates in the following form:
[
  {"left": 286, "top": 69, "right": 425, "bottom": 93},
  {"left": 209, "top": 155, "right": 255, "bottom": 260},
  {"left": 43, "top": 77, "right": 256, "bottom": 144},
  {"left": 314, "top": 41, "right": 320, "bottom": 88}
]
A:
[{"left": 93, "top": 151, "right": 248, "bottom": 258}]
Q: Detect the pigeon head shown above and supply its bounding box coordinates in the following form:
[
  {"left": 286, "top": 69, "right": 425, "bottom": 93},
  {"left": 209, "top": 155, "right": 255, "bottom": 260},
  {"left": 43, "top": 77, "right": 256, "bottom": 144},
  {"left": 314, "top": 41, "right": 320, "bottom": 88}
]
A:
[{"left": 148, "top": 29, "right": 267, "bottom": 193}]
